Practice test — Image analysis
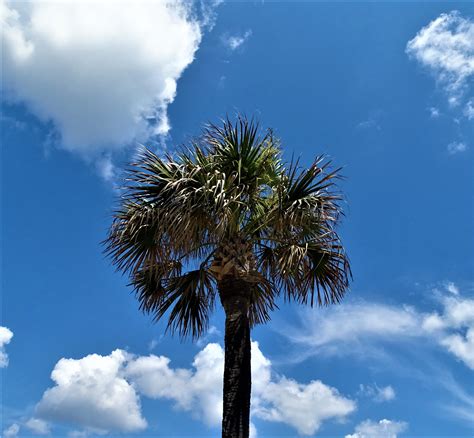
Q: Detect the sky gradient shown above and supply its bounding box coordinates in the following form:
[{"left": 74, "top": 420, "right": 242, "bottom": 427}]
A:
[{"left": 1, "top": 1, "right": 473, "bottom": 437}]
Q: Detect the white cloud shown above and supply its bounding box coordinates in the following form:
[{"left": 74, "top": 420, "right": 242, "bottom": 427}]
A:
[
  {"left": 218, "top": 75, "right": 227, "bottom": 89},
  {"left": 438, "top": 372, "right": 474, "bottom": 424},
  {"left": 357, "top": 119, "right": 379, "bottom": 130},
  {"left": 284, "top": 302, "right": 421, "bottom": 358},
  {"left": 440, "top": 331, "right": 474, "bottom": 370},
  {"left": 465, "top": 99, "right": 474, "bottom": 119},
  {"left": 424, "top": 294, "right": 474, "bottom": 369},
  {"left": 283, "top": 283, "right": 474, "bottom": 370},
  {"left": 249, "top": 422, "right": 257, "bottom": 438},
  {"left": 406, "top": 11, "right": 474, "bottom": 107},
  {"left": 36, "top": 342, "right": 355, "bottom": 436},
  {"left": 428, "top": 106, "right": 440, "bottom": 118},
  {"left": 1, "top": 0, "right": 219, "bottom": 155},
  {"left": 445, "top": 281, "right": 460, "bottom": 295},
  {"left": 199, "top": 0, "right": 223, "bottom": 30},
  {"left": 126, "top": 343, "right": 223, "bottom": 426},
  {"left": 345, "top": 419, "right": 408, "bottom": 438},
  {"left": 3, "top": 424, "right": 20, "bottom": 438},
  {"left": 447, "top": 141, "right": 468, "bottom": 154},
  {"left": 36, "top": 349, "right": 147, "bottom": 434},
  {"left": 25, "top": 418, "right": 50, "bottom": 435},
  {"left": 126, "top": 341, "right": 355, "bottom": 435},
  {"left": 254, "top": 377, "right": 355, "bottom": 435},
  {"left": 356, "top": 110, "right": 383, "bottom": 131},
  {"left": 0, "top": 326, "right": 14, "bottom": 368},
  {"left": 358, "top": 384, "right": 396, "bottom": 403},
  {"left": 222, "top": 30, "right": 252, "bottom": 51},
  {"left": 147, "top": 339, "right": 159, "bottom": 351},
  {"left": 95, "top": 155, "right": 116, "bottom": 183}
]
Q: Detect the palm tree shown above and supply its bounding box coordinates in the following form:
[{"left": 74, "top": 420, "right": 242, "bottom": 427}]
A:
[{"left": 104, "top": 116, "right": 351, "bottom": 438}]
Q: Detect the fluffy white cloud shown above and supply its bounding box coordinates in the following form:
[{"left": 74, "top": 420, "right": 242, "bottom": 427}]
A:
[
  {"left": 345, "top": 419, "right": 408, "bottom": 438},
  {"left": 36, "top": 349, "right": 147, "bottom": 434},
  {"left": 25, "top": 418, "right": 50, "bottom": 435},
  {"left": 2, "top": 424, "right": 20, "bottom": 438},
  {"left": 283, "top": 283, "right": 474, "bottom": 370},
  {"left": 447, "top": 141, "right": 468, "bottom": 154},
  {"left": 222, "top": 30, "right": 252, "bottom": 51},
  {"left": 422, "top": 294, "right": 474, "bottom": 369},
  {"left": 126, "top": 342, "right": 224, "bottom": 426},
  {"left": 0, "top": 326, "right": 14, "bottom": 367},
  {"left": 358, "top": 384, "right": 396, "bottom": 403},
  {"left": 127, "top": 341, "right": 355, "bottom": 435},
  {"left": 36, "top": 342, "right": 355, "bottom": 436},
  {"left": 1, "top": 0, "right": 218, "bottom": 154},
  {"left": 254, "top": 377, "right": 355, "bottom": 435},
  {"left": 406, "top": 11, "right": 474, "bottom": 107}
]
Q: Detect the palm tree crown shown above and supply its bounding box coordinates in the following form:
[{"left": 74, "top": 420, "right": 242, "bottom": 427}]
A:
[{"left": 105, "top": 116, "right": 351, "bottom": 338}]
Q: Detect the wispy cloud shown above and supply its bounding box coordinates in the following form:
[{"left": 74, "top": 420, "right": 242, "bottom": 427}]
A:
[
  {"left": 281, "top": 302, "right": 421, "bottom": 362},
  {"left": 447, "top": 141, "right": 468, "bottom": 155},
  {"left": 428, "top": 106, "right": 441, "bottom": 118},
  {"left": 95, "top": 154, "right": 117, "bottom": 183},
  {"left": 445, "top": 281, "right": 460, "bottom": 295},
  {"left": 356, "top": 110, "right": 383, "bottom": 131},
  {"left": 222, "top": 30, "right": 252, "bottom": 51},
  {"left": 279, "top": 282, "right": 474, "bottom": 370},
  {"left": 2, "top": 423, "right": 20, "bottom": 438},
  {"left": 25, "top": 418, "right": 50, "bottom": 435},
  {"left": 406, "top": 11, "right": 473, "bottom": 113},
  {"left": 0, "top": 114, "right": 27, "bottom": 130},
  {"left": 148, "top": 338, "right": 161, "bottom": 351},
  {"left": 345, "top": 418, "right": 408, "bottom": 438},
  {"left": 464, "top": 99, "right": 474, "bottom": 119},
  {"left": 358, "top": 384, "right": 396, "bottom": 403},
  {"left": 439, "top": 372, "right": 474, "bottom": 425}
]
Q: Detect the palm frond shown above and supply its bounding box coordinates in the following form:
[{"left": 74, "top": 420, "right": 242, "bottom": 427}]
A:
[
  {"left": 248, "top": 279, "right": 279, "bottom": 326},
  {"left": 105, "top": 115, "right": 351, "bottom": 338},
  {"left": 132, "top": 265, "right": 216, "bottom": 339},
  {"left": 256, "top": 234, "right": 351, "bottom": 306}
]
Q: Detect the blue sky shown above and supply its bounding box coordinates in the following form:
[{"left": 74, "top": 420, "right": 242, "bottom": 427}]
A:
[{"left": 1, "top": 1, "right": 473, "bottom": 437}]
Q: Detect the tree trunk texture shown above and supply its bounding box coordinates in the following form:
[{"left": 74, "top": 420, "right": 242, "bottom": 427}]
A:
[{"left": 219, "top": 277, "right": 252, "bottom": 438}]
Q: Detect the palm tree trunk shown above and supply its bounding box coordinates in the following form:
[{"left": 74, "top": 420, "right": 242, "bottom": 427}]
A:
[{"left": 218, "top": 277, "right": 251, "bottom": 438}]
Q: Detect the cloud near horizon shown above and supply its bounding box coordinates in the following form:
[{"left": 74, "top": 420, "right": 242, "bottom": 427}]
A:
[
  {"left": 0, "top": 0, "right": 218, "bottom": 156},
  {"left": 34, "top": 341, "right": 355, "bottom": 436}
]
